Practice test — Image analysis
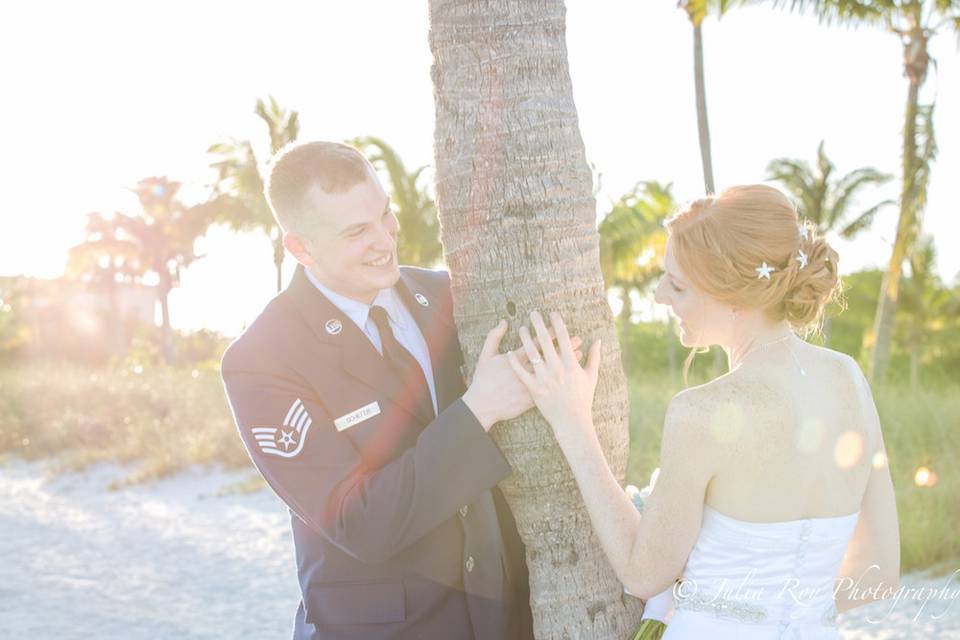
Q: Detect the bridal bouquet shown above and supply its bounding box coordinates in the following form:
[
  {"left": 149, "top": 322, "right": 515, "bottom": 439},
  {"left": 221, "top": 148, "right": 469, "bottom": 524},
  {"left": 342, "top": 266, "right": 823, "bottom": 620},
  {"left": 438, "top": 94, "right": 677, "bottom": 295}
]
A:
[{"left": 626, "top": 469, "right": 673, "bottom": 640}]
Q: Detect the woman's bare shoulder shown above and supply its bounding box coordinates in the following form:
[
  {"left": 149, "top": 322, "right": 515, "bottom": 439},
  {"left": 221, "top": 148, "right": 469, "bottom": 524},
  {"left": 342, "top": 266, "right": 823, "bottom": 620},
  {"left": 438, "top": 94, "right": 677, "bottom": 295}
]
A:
[{"left": 665, "top": 373, "right": 749, "bottom": 424}]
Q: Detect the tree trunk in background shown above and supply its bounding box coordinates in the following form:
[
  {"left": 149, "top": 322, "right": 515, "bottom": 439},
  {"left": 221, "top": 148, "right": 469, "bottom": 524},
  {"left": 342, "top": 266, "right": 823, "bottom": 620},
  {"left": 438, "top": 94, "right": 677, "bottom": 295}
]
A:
[
  {"left": 692, "top": 22, "right": 715, "bottom": 196},
  {"left": 619, "top": 288, "right": 633, "bottom": 375},
  {"left": 428, "top": 1, "right": 643, "bottom": 637},
  {"left": 867, "top": 78, "right": 918, "bottom": 382},
  {"left": 158, "top": 271, "right": 174, "bottom": 365},
  {"left": 692, "top": 19, "right": 723, "bottom": 376},
  {"left": 909, "top": 340, "right": 920, "bottom": 390},
  {"left": 272, "top": 228, "right": 285, "bottom": 293},
  {"left": 867, "top": 26, "right": 928, "bottom": 382}
]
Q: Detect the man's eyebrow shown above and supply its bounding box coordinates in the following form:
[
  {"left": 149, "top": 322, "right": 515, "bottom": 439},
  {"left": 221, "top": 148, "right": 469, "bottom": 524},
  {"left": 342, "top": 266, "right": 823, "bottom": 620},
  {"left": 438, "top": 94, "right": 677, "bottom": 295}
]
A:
[{"left": 336, "top": 200, "right": 392, "bottom": 236}]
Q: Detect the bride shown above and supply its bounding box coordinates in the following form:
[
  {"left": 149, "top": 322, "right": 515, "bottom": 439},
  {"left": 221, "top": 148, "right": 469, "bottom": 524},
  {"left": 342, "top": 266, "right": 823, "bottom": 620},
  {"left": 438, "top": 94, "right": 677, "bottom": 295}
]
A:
[{"left": 506, "top": 185, "right": 901, "bottom": 638}]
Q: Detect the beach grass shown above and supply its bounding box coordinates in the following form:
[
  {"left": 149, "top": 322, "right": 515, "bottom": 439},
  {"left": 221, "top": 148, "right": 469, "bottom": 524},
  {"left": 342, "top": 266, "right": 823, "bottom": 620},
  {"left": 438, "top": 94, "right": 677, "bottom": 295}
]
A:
[
  {"left": 1, "top": 361, "right": 956, "bottom": 573},
  {"left": 0, "top": 362, "right": 249, "bottom": 484}
]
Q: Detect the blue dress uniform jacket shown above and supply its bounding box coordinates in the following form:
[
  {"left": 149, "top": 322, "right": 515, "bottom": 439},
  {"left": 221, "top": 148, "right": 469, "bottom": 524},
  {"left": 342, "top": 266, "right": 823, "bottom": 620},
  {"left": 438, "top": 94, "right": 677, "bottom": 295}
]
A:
[{"left": 221, "top": 264, "right": 533, "bottom": 640}]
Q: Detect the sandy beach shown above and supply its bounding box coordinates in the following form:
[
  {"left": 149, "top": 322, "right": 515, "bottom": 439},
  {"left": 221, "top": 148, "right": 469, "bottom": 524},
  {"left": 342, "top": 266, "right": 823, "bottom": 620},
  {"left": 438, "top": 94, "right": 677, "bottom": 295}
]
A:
[{"left": 1, "top": 460, "right": 956, "bottom": 639}]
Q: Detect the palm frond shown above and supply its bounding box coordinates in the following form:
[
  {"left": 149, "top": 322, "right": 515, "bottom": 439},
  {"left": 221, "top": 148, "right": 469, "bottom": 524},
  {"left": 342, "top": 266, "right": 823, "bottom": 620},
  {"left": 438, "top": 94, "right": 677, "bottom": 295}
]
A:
[
  {"left": 838, "top": 198, "right": 896, "bottom": 238},
  {"left": 767, "top": 0, "right": 890, "bottom": 27},
  {"left": 766, "top": 157, "right": 822, "bottom": 222},
  {"left": 350, "top": 136, "right": 442, "bottom": 266},
  {"left": 829, "top": 166, "right": 893, "bottom": 227},
  {"left": 599, "top": 182, "right": 674, "bottom": 289}
]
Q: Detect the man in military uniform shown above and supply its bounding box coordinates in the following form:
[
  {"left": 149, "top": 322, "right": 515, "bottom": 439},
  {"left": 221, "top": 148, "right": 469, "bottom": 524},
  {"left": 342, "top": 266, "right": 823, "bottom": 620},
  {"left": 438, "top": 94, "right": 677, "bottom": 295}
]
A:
[{"left": 221, "top": 141, "right": 572, "bottom": 639}]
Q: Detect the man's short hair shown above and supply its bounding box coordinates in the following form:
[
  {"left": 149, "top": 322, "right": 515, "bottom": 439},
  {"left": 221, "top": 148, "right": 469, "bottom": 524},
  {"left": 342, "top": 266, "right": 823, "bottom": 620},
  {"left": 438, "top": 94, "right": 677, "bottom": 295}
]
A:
[{"left": 265, "top": 141, "right": 372, "bottom": 236}]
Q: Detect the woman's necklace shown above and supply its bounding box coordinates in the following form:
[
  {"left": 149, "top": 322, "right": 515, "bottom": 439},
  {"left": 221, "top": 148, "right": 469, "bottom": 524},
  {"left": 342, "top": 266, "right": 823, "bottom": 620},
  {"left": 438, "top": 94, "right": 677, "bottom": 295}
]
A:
[{"left": 737, "top": 333, "right": 806, "bottom": 376}]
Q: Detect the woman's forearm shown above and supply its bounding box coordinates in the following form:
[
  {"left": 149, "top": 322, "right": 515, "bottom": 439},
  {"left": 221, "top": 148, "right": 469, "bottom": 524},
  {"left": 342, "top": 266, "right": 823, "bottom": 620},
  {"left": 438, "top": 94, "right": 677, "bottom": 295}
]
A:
[{"left": 556, "top": 421, "right": 642, "bottom": 591}]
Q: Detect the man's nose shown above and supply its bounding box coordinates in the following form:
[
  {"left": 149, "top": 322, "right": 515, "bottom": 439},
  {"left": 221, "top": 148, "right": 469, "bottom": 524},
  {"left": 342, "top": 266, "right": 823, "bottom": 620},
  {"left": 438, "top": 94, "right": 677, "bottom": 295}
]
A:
[{"left": 372, "top": 219, "right": 396, "bottom": 250}]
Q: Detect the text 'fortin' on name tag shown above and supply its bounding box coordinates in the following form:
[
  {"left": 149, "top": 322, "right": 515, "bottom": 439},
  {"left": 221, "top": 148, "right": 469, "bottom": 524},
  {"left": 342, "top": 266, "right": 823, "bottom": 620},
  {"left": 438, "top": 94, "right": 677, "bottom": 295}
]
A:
[{"left": 334, "top": 401, "right": 381, "bottom": 432}]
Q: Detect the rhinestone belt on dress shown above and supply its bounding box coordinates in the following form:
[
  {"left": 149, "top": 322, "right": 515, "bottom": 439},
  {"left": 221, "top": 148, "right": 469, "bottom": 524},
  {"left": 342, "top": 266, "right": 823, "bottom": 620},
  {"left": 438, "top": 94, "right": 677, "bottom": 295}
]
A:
[{"left": 674, "top": 588, "right": 839, "bottom": 627}]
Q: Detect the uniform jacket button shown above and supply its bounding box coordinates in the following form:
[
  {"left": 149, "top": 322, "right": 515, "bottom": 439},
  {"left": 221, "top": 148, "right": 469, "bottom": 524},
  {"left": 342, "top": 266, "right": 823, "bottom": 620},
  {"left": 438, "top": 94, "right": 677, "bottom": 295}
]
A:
[
  {"left": 466, "top": 556, "right": 475, "bottom": 573},
  {"left": 459, "top": 505, "right": 469, "bottom": 518}
]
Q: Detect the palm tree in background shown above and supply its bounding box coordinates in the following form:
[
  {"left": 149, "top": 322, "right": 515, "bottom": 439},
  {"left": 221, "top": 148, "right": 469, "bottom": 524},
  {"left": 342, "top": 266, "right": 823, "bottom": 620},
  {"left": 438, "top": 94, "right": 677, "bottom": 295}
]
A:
[
  {"left": 599, "top": 181, "right": 673, "bottom": 320},
  {"left": 350, "top": 136, "right": 442, "bottom": 267},
  {"left": 678, "top": 0, "right": 742, "bottom": 195},
  {"left": 599, "top": 181, "right": 676, "bottom": 376},
  {"left": 767, "top": 141, "right": 895, "bottom": 344},
  {"left": 768, "top": 0, "right": 959, "bottom": 380},
  {"left": 70, "top": 178, "right": 209, "bottom": 364},
  {"left": 766, "top": 140, "right": 895, "bottom": 240},
  {"left": 206, "top": 96, "right": 300, "bottom": 292},
  {"left": 67, "top": 212, "right": 144, "bottom": 355},
  {"left": 130, "top": 177, "right": 210, "bottom": 364},
  {"left": 898, "top": 236, "right": 955, "bottom": 389}
]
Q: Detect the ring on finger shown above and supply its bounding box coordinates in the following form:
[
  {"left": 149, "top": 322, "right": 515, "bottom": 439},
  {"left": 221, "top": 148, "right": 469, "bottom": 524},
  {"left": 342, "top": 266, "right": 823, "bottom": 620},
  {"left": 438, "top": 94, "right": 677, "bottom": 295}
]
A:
[{"left": 529, "top": 356, "right": 544, "bottom": 366}]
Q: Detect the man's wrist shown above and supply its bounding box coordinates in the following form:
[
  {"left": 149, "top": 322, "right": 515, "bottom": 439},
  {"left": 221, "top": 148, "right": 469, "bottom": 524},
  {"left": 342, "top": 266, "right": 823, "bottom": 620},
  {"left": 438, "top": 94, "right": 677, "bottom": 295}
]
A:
[{"left": 461, "top": 390, "right": 496, "bottom": 432}]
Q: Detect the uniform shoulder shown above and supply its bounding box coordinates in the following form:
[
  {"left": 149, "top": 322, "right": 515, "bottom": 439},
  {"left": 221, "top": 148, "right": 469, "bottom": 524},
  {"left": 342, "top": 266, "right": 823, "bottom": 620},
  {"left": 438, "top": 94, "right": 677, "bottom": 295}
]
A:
[
  {"left": 400, "top": 266, "right": 454, "bottom": 311},
  {"left": 400, "top": 265, "right": 450, "bottom": 291},
  {"left": 220, "top": 294, "right": 298, "bottom": 373}
]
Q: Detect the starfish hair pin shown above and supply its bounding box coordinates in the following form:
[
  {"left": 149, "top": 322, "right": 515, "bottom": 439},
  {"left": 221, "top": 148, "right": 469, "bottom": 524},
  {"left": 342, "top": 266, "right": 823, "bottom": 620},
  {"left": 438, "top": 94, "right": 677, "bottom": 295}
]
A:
[
  {"left": 797, "top": 249, "right": 809, "bottom": 270},
  {"left": 756, "top": 262, "right": 775, "bottom": 280},
  {"left": 798, "top": 223, "right": 810, "bottom": 240}
]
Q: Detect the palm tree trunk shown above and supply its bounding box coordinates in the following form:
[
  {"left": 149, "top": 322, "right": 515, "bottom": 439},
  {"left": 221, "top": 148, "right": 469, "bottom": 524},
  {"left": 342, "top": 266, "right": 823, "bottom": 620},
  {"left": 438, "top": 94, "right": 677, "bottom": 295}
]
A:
[
  {"left": 909, "top": 338, "right": 920, "bottom": 390},
  {"left": 273, "top": 229, "right": 285, "bottom": 293},
  {"left": 868, "top": 75, "right": 921, "bottom": 382},
  {"left": 692, "top": 22, "right": 715, "bottom": 196},
  {"left": 158, "top": 272, "right": 174, "bottom": 365},
  {"left": 429, "top": 1, "right": 643, "bottom": 637},
  {"left": 619, "top": 288, "right": 633, "bottom": 375},
  {"left": 693, "top": 18, "right": 720, "bottom": 378},
  {"left": 105, "top": 272, "right": 125, "bottom": 357}
]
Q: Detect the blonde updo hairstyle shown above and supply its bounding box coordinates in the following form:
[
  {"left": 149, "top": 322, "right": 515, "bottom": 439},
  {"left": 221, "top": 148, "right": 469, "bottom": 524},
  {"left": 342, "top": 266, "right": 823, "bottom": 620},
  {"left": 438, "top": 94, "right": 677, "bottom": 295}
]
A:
[{"left": 665, "top": 184, "right": 842, "bottom": 336}]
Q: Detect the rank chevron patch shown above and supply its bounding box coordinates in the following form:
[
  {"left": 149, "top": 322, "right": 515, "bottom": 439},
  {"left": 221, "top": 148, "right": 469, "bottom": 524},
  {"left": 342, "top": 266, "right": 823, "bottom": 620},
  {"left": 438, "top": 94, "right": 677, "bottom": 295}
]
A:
[{"left": 251, "top": 398, "right": 313, "bottom": 458}]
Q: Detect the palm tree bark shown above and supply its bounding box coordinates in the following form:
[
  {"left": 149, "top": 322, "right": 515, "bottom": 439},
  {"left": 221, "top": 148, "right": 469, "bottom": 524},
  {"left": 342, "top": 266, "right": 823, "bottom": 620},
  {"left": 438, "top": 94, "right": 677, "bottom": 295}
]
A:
[
  {"left": 909, "top": 337, "right": 920, "bottom": 390},
  {"left": 272, "top": 229, "right": 285, "bottom": 293},
  {"left": 692, "top": 22, "right": 716, "bottom": 195},
  {"left": 428, "top": 0, "right": 643, "bottom": 637},
  {"left": 868, "top": 66, "right": 922, "bottom": 381},
  {"left": 691, "top": 19, "right": 722, "bottom": 375},
  {"left": 158, "top": 270, "right": 174, "bottom": 365}
]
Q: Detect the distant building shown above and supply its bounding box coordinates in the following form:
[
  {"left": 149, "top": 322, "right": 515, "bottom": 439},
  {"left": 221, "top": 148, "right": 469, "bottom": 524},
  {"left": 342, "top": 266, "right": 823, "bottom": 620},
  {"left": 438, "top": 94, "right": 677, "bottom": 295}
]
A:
[{"left": 0, "top": 274, "right": 157, "bottom": 362}]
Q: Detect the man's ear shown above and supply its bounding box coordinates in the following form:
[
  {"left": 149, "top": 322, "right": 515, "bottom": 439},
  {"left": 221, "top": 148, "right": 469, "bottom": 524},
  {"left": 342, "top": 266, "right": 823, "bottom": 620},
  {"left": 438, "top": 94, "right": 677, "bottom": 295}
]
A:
[{"left": 283, "top": 231, "right": 315, "bottom": 267}]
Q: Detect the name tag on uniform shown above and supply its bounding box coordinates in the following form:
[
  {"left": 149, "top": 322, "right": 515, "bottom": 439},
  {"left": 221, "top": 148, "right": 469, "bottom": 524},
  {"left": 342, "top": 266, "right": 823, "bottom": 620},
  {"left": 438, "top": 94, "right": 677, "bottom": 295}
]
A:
[{"left": 334, "top": 401, "right": 381, "bottom": 431}]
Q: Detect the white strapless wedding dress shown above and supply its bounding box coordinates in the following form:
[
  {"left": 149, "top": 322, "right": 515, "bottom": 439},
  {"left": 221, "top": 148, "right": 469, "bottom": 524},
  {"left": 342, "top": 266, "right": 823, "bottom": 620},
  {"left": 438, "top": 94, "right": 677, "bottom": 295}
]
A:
[{"left": 660, "top": 505, "right": 860, "bottom": 640}]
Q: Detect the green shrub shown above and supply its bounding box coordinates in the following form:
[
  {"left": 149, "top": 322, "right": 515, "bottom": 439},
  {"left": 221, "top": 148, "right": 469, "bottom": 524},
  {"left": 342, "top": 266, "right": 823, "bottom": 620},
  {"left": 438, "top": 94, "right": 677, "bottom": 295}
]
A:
[{"left": 0, "top": 362, "right": 248, "bottom": 483}]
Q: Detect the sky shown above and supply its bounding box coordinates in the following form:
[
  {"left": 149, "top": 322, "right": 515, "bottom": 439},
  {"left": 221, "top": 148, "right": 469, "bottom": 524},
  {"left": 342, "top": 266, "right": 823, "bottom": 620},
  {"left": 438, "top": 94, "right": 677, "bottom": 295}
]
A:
[{"left": 1, "top": 1, "right": 957, "bottom": 337}]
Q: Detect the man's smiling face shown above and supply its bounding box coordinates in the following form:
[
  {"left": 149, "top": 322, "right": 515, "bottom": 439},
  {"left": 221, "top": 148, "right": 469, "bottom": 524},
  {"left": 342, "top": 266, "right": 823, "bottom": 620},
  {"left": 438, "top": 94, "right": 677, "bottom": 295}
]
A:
[{"left": 301, "top": 168, "right": 400, "bottom": 304}]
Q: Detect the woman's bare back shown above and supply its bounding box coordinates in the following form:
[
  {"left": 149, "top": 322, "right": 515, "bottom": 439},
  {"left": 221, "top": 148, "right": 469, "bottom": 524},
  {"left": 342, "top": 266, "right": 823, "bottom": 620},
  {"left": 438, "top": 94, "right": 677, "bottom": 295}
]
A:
[{"left": 691, "top": 341, "right": 878, "bottom": 523}]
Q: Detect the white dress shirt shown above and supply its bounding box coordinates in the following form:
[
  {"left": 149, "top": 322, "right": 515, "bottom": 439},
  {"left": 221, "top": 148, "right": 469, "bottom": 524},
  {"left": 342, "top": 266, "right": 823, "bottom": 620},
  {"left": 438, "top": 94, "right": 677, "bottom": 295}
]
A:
[{"left": 305, "top": 269, "right": 438, "bottom": 416}]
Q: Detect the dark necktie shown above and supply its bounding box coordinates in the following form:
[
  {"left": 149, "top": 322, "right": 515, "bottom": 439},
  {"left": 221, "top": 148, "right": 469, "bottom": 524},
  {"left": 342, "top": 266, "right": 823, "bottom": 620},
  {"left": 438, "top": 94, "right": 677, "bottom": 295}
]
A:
[
  {"left": 372, "top": 307, "right": 505, "bottom": 620},
  {"left": 369, "top": 305, "right": 435, "bottom": 423}
]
